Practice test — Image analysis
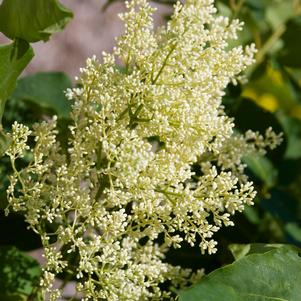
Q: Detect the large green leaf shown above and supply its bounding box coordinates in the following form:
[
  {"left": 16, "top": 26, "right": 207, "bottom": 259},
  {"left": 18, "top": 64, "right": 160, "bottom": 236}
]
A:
[
  {"left": 11, "top": 72, "right": 72, "bottom": 118},
  {"left": 0, "top": 246, "right": 42, "bottom": 301},
  {"left": 0, "top": 0, "right": 73, "bottom": 43},
  {"left": 0, "top": 40, "right": 34, "bottom": 123},
  {"left": 179, "top": 246, "right": 301, "bottom": 301}
]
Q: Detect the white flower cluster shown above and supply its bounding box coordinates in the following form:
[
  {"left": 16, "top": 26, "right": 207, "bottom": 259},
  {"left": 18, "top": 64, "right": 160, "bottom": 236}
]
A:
[{"left": 5, "top": 0, "right": 282, "bottom": 300}]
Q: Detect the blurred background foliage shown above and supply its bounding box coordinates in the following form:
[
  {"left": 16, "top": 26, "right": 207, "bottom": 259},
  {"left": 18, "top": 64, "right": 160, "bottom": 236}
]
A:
[
  {"left": 221, "top": 0, "right": 301, "bottom": 259},
  {"left": 0, "top": 0, "right": 301, "bottom": 299}
]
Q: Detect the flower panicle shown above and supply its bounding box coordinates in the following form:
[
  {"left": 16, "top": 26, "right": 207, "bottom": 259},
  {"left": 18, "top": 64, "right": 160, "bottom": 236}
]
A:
[{"left": 5, "top": 0, "right": 281, "bottom": 300}]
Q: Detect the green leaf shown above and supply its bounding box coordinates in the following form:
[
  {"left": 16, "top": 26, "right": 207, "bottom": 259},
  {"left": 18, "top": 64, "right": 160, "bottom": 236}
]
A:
[
  {"left": 286, "top": 223, "right": 301, "bottom": 243},
  {"left": 179, "top": 247, "right": 301, "bottom": 301},
  {"left": 12, "top": 72, "right": 72, "bottom": 118},
  {"left": 279, "top": 17, "right": 301, "bottom": 68},
  {"left": 244, "top": 155, "right": 278, "bottom": 188},
  {"left": 228, "top": 243, "right": 299, "bottom": 260},
  {"left": 244, "top": 64, "right": 299, "bottom": 113},
  {"left": 0, "top": 40, "right": 34, "bottom": 123},
  {"left": 245, "top": 0, "right": 265, "bottom": 12},
  {"left": 0, "top": 246, "right": 42, "bottom": 301},
  {"left": 277, "top": 114, "right": 301, "bottom": 159},
  {"left": 0, "top": 129, "right": 11, "bottom": 157},
  {"left": 265, "top": 1, "right": 294, "bottom": 30},
  {"left": 243, "top": 205, "right": 260, "bottom": 224},
  {"left": 0, "top": 0, "right": 73, "bottom": 43}
]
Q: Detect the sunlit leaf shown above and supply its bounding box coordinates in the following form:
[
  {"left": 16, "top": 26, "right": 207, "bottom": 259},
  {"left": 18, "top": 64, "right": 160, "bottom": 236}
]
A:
[
  {"left": 0, "top": 0, "right": 73, "bottom": 43},
  {"left": 0, "top": 39, "right": 34, "bottom": 123}
]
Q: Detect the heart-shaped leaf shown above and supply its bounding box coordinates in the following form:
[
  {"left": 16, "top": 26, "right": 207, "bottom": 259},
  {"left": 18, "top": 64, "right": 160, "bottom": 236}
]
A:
[{"left": 0, "top": 0, "right": 73, "bottom": 43}]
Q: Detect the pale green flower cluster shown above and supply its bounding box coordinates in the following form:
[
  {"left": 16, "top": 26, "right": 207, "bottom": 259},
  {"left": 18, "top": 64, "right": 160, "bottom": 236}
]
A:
[{"left": 5, "top": 0, "right": 282, "bottom": 300}]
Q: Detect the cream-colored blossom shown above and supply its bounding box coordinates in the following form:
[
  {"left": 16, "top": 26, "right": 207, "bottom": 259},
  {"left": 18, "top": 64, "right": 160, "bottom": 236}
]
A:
[{"left": 5, "top": 0, "right": 282, "bottom": 300}]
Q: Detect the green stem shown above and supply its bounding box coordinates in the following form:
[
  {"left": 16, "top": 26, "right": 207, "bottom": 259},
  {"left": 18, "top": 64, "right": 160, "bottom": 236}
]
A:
[
  {"left": 229, "top": 0, "right": 245, "bottom": 20},
  {"left": 151, "top": 43, "right": 177, "bottom": 84},
  {"left": 254, "top": 24, "right": 286, "bottom": 66}
]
